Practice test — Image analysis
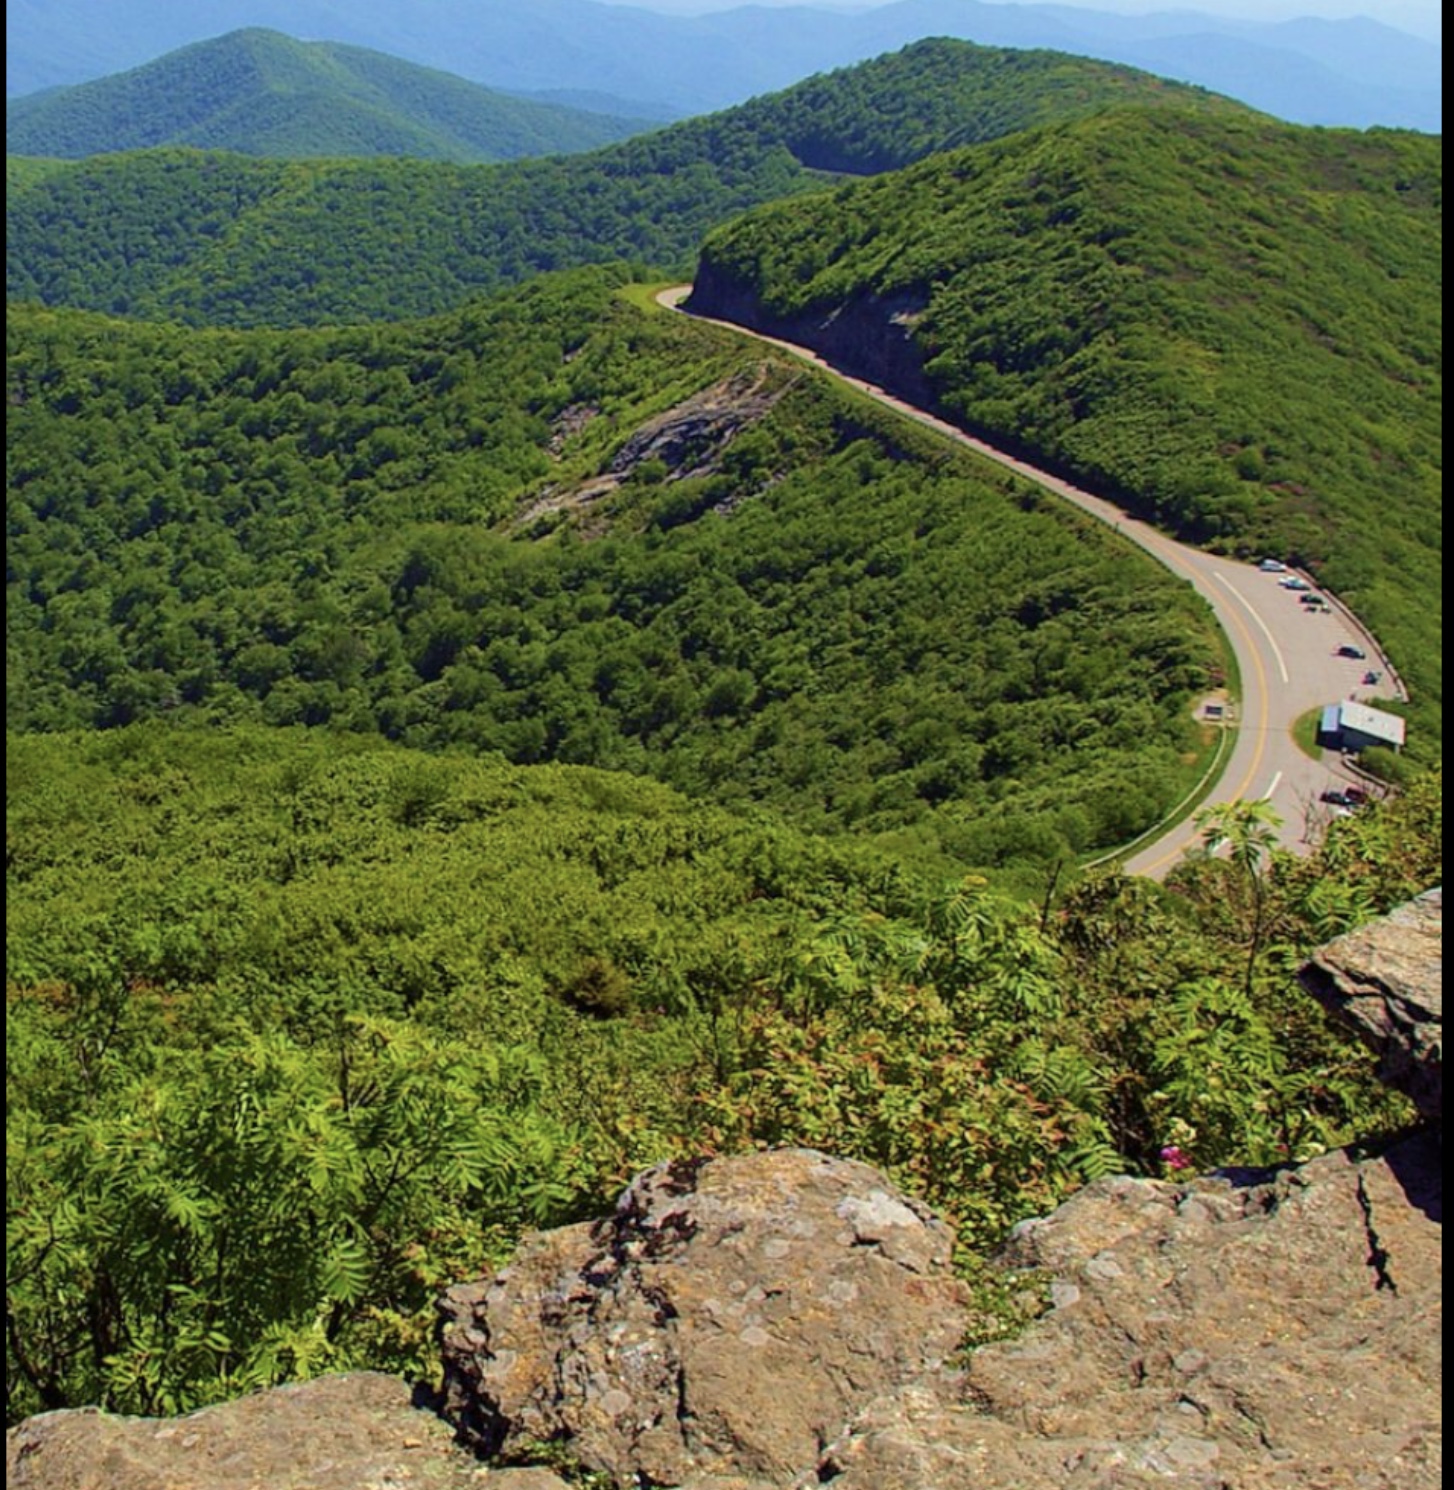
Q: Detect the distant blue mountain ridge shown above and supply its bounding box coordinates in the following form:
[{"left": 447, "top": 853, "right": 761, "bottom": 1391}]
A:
[
  {"left": 5, "top": 0, "right": 1441, "bottom": 132},
  {"left": 4, "top": 29, "right": 657, "bottom": 162}
]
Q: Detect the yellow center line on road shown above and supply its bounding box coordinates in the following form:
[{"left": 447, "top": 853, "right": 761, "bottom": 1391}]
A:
[{"left": 1137, "top": 572, "right": 1274, "bottom": 877}]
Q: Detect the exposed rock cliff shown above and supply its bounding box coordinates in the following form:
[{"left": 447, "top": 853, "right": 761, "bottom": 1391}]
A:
[
  {"left": 688, "top": 263, "right": 935, "bottom": 409},
  {"left": 8, "top": 893, "right": 1441, "bottom": 1490},
  {"left": 1299, "top": 887, "right": 1441, "bottom": 1121}
]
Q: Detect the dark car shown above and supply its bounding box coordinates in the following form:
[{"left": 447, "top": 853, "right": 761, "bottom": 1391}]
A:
[
  {"left": 1337, "top": 644, "right": 1367, "bottom": 659},
  {"left": 1362, "top": 670, "right": 1382, "bottom": 685},
  {"left": 1321, "top": 789, "right": 1356, "bottom": 807}
]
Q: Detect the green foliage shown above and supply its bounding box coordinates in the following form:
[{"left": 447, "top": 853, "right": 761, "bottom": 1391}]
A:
[
  {"left": 5, "top": 721, "right": 918, "bottom": 1418},
  {"left": 6, "top": 269, "right": 1221, "bottom": 867},
  {"left": 7, "top": 39, "right": 1250, "bottom": 328},
  {"left": 6, "top": 723, "right": 1439, "bottom": 1420},
  {"left": 697, "top": 110, "right": 1443, "bottom": 749},
  {"left": 3, "top": 51, "right": 1442, "bottom": 1430},
  {"left": 8, "top": 1012, "right": 592, "bottom": 1415},
  {"left": 5, "top": 28, "right": 655, "bottom": 164}
]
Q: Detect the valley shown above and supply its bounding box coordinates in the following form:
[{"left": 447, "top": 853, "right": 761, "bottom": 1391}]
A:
[{"left": 4, "top": 8, "right": 1442, "bottom": 1454}]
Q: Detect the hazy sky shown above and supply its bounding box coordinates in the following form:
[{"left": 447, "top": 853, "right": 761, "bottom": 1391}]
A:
[{"left": 598, "top": 0, "right": 1440, "bottom": 41}]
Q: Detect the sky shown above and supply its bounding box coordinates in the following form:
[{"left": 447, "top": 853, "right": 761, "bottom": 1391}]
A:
[{"left": 596, "top": 0, "right": 1440, "bottom": 41}]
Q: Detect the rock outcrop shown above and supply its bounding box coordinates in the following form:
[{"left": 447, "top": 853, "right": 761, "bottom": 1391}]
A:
[
  {"left": 606, "top": 364, "right": 788, "bottom": 481},
  {"left": 9, "top": 894, "right": 1441, "bottom": 1490},
  {"left": 437, "top": 1149, "right": 970, "bottom": 1486},
  {"left": 813, "top": 1128, "right": 1441, "bottom": 1489},
  {"left": 4, "top": 1371, "right": 495, "bottom": 1490},
  {"left": 688, "top": 263, "right": 935, "bottom": 409},
  {"left": 514, "top": 364, "right": 789, "bottom": 534},
  {"left": 1299, "top": 886, "right": 1442, "bottom": 1120}
]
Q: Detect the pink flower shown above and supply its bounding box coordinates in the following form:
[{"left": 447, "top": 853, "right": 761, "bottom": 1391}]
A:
[{"left": 1159, "top": 1145, "right": 1191, "bottom": 1171}]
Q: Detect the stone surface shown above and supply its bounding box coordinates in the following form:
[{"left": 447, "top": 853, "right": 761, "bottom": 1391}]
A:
[
  {"left": 606, "top": 364, "right": 787, "bottom": 482},
  {"left": 3, "top": 1371, "right": 507, "bottom": 1490},
  {"left": 801, "top": 1129, "right": 1442, "bottom": 1489},
  {"left": 437, "top": 1148, "right": 970, "bottom": 1487},
  {"left": 688, "top": 266, "right": 935, "bottom": 410},
  {"left": 1299, "top": 887, "right": 1442, "bottom": 1119}
]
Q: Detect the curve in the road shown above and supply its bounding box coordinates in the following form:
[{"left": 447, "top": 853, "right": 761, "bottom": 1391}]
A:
[{"left": 657, "top": 285, "right": 1399, "bottom": 878}]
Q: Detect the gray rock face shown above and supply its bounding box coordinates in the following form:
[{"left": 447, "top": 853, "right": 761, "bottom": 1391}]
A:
[
  {"left": 688, "top": 263, "right": 935, "bottom": 409},
  {"left": 1299, "top": 887, "right": 1442, "bottom": 1120},
  {"left": 437, "top": 1148, "right": 970, "bottom": 1486},
  {"left": 607, "top": 364, "right": 787, "bottom": 481}
]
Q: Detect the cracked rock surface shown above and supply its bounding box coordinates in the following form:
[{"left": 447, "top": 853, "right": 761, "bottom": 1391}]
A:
[
  {"left": 807, "top": 1128, "right": 1440, "bottom": 1490},
  {"left": 437, "top": 1149, "right": 969, "bottom": 1486},
  {"left": 1299, "top": 886, "right": 1442, "bottom": 1120}
]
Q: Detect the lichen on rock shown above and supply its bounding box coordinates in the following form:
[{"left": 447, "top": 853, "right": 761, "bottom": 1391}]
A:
[{"left": 437, "top": 1148, "right": 970, "bottom": 1486}]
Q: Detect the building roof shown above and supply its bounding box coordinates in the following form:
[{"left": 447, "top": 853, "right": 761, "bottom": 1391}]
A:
[{"left": 1337, "top": 700, "right": 1407, "bottom": 748}]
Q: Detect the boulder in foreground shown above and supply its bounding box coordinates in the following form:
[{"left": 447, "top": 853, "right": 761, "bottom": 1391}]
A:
[{"left": 438, "top": 1148, "right": 970, "bottom": 1486}]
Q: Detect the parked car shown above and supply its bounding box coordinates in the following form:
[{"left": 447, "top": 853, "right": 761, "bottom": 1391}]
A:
[
  {"left": 1362, "top": 670, "right": 1382, "bottom": 685},
  {"left": 1343, "top": 786, "right": 1369, "bottom": 805},
  {"left": 1337, "top": 644, "right": 1367, "bottom": 659},
  {"left": 1321, "top": 788, "right": 1355, "bottom": 806},
  {"left": 1258, "top": 558, "right": 1287, "bottom": 572},
  {"left": 1280, "top": 577, "right": 1312, "bottom": 591},
  {"left": 1299, "top": 593, "right": 1321, "bottom": 605}
]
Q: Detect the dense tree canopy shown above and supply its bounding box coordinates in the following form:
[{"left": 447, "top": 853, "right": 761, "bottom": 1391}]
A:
[
  {"left": 696, "top": 110, "right": 1443, "bottom": 746},
  {"left": 4, "top": 28, "right": 656, "bottom": 163},
  {"left": 4, "top": 46, "right": 1441, "bottom": 1447},
  {"left": 6, "top": 39, "right": 1250, "bottom": 327},
  {"left": 7, "top": 267, "right": 1225, "bottom": 870}
]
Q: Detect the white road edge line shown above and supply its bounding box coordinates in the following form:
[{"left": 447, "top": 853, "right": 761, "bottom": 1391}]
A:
[
  {"left": 1265, "top": 771, "right": 1283, "bottom": 801},
  {"left": 1213, "top": 571, "right": 1289, "bottom": 684}
]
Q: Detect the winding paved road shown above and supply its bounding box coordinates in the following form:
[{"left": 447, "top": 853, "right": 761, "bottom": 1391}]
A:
[{"left": 658, "top": 285, "right": 1401, "bottom": 877}]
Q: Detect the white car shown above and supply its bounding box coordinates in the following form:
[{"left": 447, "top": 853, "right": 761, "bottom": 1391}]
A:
[
  {"left": 1259, "top": 559, "right": 1287, "bottom": 572},
  {"left": 1280, "top": 577, "right": 1311, "bottom": 591}
]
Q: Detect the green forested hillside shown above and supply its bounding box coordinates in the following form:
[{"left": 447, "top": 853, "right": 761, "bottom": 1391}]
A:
[
  {"left": 5, "top": 35, "right": 1443, "bottom": 1442},
  {"left": 5, "top": 28, "right": 654, "bottom": 163},
  {"left": 693, "top": 110, "right": 1443, "bottom": 740},
  {"left": 7, "top": 267, "right": 1224, "bottom": 870},
  {"left": 5, "top": 155, "right": 70, "bottom": 190},
  {"left": 6, "top": 721, "right": 1437, "bottom": 1420},
  {"left": 6, "top": 38, "right": 1250, "bottom": 327}
]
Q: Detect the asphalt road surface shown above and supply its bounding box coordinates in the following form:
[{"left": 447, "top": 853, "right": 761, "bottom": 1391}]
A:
[{"left": 658, "top": 286, "right": 1401, "bottom": 877}]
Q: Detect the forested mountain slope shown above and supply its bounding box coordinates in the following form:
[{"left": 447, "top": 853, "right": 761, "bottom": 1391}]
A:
[
  {"left": 5, "top": 38, "right": 1251, "bottom": 327},
  {"left": 7, "top": 267, "right": 1224, "bottom": 871},
  {"left": 4, "top": 28, "right": 654, "bottom": 163},
  {"left": 692, "top": 110, "right": 1443, "bottom": 747},
  {"left": 6, "top": 0, "right": 1440, "bottom": 131}
]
